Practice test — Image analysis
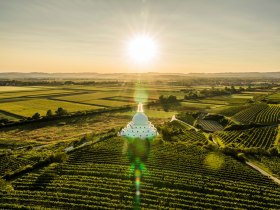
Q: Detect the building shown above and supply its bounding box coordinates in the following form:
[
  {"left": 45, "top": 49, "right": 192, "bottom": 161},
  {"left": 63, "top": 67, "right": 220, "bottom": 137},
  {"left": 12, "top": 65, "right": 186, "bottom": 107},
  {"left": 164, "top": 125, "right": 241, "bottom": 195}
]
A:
[{"left": 119, "top": 103, "right": 158, "bottom": 139}]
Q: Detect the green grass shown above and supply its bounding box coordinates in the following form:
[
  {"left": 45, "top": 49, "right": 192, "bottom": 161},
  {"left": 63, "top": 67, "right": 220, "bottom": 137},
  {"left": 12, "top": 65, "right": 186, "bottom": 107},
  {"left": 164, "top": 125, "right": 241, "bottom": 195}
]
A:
[
  {"left": 0, "top": 99, "right": 101, "bottom": 117},
  {"left": 0, "top": 89, "right": 77, "bottom": 99},
  {"left": 0, "top": 86, "right": 43, "bottom": 92},
  {"left": 116, "top": 109, "right": 176, "bottom": 119},
  {"left": 84, "top": 99, "right": 133, "bottom": 107},
  {"left": 54, "top": 91, "right": 135, "bottom": 102}
]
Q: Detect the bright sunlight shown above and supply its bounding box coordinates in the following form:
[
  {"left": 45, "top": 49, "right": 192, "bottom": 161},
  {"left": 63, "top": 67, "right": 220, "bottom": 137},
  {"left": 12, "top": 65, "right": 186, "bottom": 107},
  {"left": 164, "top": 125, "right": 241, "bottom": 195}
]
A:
[{"left": 126, "top": 34, "right": 158, "bottom": 65}]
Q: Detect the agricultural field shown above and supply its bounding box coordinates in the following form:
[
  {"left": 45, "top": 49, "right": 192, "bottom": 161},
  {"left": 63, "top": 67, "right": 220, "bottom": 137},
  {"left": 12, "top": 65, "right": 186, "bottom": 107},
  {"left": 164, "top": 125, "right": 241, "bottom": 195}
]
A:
[
  {"left": 231, "top": 103, "right": 268, "bottom": 124},
  {"left": 266, "top": 92, "right": 280, "bottom": 103},
  {"left": 0, "top": 99, "right": 101, "bottom": 117},
  {"left": 197, "top": 119, "right": 224, "bottom": 132},
  {"left": 1, "top": 137, "right": 280, "bottom": 209},
  {"left": 255, "top": 104, "right": 280, "bottom": 124},
  {"left": 0, "top": 84, "right": 187, "bottom": 118},
  {"left": 1, "top": 81, "right": 280, "bottom": 209},
  {"left": 214, "top": 126, "right": 278, "bottom": 150}
]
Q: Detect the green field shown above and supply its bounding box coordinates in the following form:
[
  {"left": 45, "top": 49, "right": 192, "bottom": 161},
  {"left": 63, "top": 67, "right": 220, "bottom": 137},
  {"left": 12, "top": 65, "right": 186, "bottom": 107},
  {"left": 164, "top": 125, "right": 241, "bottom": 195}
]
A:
[
  {"left": 1, "top": 137, "right": 280, "bottom": 209},
  {"left": 1, "top": 82, "right": 280, "bottom": 209},
  {"left": 0, "top": 99, "right": 101, "bottom": 117}
]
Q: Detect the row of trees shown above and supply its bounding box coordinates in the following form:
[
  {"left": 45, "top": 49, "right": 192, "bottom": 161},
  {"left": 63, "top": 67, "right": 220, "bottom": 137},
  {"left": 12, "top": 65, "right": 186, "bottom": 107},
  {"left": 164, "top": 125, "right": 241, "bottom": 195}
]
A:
[
  {"left": 0, "top": 80, "right": 122, "bottom": 87},
  {"left": 183, "top": 86, "right": 245, "bottom": 99},
  {"left": 31, "top": 108, "right": 68, "bottom": 120},
  {"left": 158, "top": 95, "right": 180, "bottom": 111}
]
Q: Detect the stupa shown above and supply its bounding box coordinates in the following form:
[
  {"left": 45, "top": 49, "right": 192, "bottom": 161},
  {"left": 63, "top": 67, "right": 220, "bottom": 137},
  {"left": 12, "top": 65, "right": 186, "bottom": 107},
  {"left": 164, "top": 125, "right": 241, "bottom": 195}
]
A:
[{"left": 119, "top": 103, "right": 158, "bottom": 139}]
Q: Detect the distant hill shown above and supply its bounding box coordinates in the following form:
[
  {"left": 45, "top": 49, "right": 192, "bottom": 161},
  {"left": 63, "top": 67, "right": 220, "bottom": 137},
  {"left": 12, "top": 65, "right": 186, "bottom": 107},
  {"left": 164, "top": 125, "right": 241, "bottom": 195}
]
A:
[{"left": 0, "top": 71, "right": 280, "bottom": 79}]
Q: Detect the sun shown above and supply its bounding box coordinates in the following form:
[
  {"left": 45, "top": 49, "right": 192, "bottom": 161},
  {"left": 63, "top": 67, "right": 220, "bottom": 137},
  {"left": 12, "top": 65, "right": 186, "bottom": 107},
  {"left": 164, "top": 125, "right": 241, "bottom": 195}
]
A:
[{"left": 126, "top": 34, "right": 158, "bottom": 65}]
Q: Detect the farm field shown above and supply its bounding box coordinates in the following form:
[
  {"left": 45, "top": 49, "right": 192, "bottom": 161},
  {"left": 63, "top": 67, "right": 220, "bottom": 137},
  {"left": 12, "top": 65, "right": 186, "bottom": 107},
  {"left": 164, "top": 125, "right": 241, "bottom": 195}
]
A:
[
  {"left": 1, "top": 137, "right": 280, "bottom": 209},
  {"left": 0, "top": 113, "right": 131, "bottom": 145},
  {"left": 0, "top": 99, "right": 101, "bottom": 117},
  {"left": 214, "top": 126, "right": 278, "bottom": 150},
  {"left": 1, "top": 81, "right": 280, "bottom": 209},
  {"left": 0, "top": 89, "right": 78, "bottom": 100},
  {"left": 0, "top": 86, "right": 43, "bottom": 92}
]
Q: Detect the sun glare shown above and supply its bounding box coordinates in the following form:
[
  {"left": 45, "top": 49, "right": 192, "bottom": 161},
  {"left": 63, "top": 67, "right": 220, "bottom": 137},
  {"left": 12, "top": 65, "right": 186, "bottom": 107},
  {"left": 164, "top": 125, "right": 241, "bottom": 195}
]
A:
[{"left": 126, "top": 34, "right": 158, "bottom": 65}]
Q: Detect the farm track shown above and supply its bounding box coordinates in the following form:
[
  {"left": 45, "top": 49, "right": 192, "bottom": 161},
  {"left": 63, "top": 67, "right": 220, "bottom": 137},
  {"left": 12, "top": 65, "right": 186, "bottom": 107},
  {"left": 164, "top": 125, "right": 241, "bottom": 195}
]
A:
[
  {"left": 246, "top": 161, "right": 280, "bottom": 185},
  {"left": 48, "top": 98, "right": 110, "bottom": 108},
  {"left": 0, "top": 110, "right": 24, "bottom": 119},
  {"left": 171, "top": 115, "right": 199, "bottom": 131}
]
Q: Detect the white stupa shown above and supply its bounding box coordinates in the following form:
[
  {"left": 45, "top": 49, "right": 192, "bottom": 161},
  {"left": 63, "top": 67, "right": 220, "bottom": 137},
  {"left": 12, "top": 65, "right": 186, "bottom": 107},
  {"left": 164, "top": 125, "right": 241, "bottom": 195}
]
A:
[{"left": 120, "top": 103, "right": 158, "bottom": 139}]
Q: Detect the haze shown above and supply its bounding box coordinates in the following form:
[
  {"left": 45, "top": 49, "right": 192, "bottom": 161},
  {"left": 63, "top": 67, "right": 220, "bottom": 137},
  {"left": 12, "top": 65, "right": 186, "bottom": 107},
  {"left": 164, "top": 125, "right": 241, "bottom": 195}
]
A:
[{"left": 0, "top": 0, "right": 279, "bottom": 73}]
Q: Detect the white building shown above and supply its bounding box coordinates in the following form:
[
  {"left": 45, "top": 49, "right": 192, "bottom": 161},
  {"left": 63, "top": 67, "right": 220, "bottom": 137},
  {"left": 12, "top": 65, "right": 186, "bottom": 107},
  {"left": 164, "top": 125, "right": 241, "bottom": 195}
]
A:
[{"left": 120, "top": 103, "right": 158, "bottom": 139}]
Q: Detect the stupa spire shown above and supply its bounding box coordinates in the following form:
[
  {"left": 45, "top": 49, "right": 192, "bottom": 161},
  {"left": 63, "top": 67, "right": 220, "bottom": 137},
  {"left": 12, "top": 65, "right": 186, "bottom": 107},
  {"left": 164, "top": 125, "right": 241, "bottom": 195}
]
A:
[{"left": 137, "top": 102, "right": 144, "bottom": 112}]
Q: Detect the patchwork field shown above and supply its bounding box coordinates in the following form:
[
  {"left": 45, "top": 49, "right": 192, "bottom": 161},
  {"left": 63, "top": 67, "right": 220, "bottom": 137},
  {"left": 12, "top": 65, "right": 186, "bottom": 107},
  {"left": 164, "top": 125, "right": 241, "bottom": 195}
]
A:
[{"left": 0, "top": 99, "right": 100, "bottom": 117}]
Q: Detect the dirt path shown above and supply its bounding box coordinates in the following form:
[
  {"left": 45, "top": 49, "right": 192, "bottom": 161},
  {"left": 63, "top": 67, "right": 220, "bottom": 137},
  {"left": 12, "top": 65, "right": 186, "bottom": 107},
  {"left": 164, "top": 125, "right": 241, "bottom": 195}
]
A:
[
  {"left": 245, "top": 161, "right": 280, "bottom": 185},
  {"left": 171, "top": 115, "right": 199, "bottom": 131}
]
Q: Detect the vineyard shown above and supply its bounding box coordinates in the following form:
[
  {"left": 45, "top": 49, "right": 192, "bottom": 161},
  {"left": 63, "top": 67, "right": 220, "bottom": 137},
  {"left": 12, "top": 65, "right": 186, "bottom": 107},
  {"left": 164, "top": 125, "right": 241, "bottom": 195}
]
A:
[
  {"left": 197, "top": 119, "right": 223, "bottom": 132},
  {"left": 214, "top": 126, "right": 278, "bottom": 150},
  {"left": 255, "top": 104, "right": 280, "bottom": 124},
  {"left": 231, "top": 103, "right": 268, "bottom": 124},
  {"left": 159, "top": 121, "right": 208, "bottom": 144},
  {"left": 1, "top": 137, "right": 280, "bottom": 209}
]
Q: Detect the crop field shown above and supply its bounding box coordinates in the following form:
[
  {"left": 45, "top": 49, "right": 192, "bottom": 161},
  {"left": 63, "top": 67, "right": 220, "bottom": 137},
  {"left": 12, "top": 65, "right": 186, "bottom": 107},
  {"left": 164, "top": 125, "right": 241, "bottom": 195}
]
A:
[
  {"left": 0, "top": 89, "right": 78, "bottom": 100},
  {"left": 1, "top": 137, "right": 280, "bottom": 209},
  {"left": 214, "top": 126, "right": 278, "bottom": 150},
  {"left": 266, "top": 92, "right": 280, "bottom": 103},
  {"left": 0, "top": 86, "right": 43, "bottom": 92},
  {"left": 1, "top": 82, "right": 280, "bottom": 209},
  {"left": 181, "top": 102, "right": 224, "bottom": 110},
  {"left": 231, "top": 103, "right": 268, "bottom": 124},
  {"left": 202, "top": 95, "right": 251, "bottom": 105},
  {"left": 0, "top": 113, "right": 130, "bottom": 144},
  {"left": 211, "top": 105, "right": 251, "bottom": 116},
  {"left": 0, "top": 99, "right": 101, "bottom": 117},
  {"left": 197, "top": 119, "right": 224, "bottom": 132},
  {"left": 255, "top": 104, "right": 280, "bottom": 124}
]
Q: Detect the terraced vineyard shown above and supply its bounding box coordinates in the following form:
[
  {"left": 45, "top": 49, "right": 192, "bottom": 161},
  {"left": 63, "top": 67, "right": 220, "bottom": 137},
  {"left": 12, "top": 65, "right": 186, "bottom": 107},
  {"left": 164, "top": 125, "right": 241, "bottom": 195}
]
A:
[
  {"left": 255, "top": 104, "right": 280, "bottom": 124},
  {"left": 1, "top": 137, "right": 280, "bottom": 209},
  {"left": 231, "top": 103, "right": 268, "bottom": 124},
  {"left": 197, "top": 119, "right": 223, "bottom": 132},
  {"left": 214, "top": 126, "right": 278, "bottom": 150}
]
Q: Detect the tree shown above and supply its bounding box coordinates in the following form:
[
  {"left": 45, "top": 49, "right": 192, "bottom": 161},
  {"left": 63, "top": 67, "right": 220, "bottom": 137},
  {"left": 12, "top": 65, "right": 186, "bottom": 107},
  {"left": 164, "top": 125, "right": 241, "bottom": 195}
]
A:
[
  {"left": 32, "top": 112, "right": 41, "bottom": 120},
  {"left": 55, "top": 107, "right": 68, "bottom": 116},
  {"left": 46, "top": 109, "right": 53, "bottom": 118}
]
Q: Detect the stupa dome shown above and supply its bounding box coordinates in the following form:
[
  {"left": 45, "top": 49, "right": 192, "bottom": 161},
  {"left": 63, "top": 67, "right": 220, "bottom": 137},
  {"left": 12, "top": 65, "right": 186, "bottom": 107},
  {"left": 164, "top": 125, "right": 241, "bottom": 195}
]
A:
[{"left": 132, "top": 112, "right": 149, "bottom": 125}]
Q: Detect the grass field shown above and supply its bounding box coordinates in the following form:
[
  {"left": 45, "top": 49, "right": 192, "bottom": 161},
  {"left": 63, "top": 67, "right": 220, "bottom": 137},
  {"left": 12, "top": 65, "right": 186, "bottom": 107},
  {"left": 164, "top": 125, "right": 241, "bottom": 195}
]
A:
[
  {"left": 0, "top": 89, "right": 78, "bottom": 99},
  {"left": 0, "top": 99, "right": 101, "bottom": 117},
  {"left": 0, "top": 86, "right": 42, "bottom": 92},
  {"left": 116, "top": 109, "right": 176, "bottom": 119}
]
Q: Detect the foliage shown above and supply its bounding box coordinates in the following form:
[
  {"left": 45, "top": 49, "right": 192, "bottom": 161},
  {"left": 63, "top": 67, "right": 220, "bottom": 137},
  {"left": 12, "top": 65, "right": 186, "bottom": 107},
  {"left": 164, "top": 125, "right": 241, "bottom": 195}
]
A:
[{"left": 159, "top": 95, "right": 180, "bottom": 111}]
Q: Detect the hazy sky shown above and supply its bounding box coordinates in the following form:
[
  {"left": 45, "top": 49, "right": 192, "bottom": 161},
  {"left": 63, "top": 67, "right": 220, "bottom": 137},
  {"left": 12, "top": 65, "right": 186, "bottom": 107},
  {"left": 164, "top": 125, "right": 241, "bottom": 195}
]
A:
[{"left": 0, "top": 0, "right": 279, "bottom": 73}]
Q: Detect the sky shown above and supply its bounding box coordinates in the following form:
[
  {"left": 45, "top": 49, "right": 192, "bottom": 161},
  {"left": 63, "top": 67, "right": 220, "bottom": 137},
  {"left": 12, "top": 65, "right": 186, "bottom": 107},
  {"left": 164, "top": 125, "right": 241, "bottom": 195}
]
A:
[{"left": 0, "top": 0, "right": 279, "bottom": 73}]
